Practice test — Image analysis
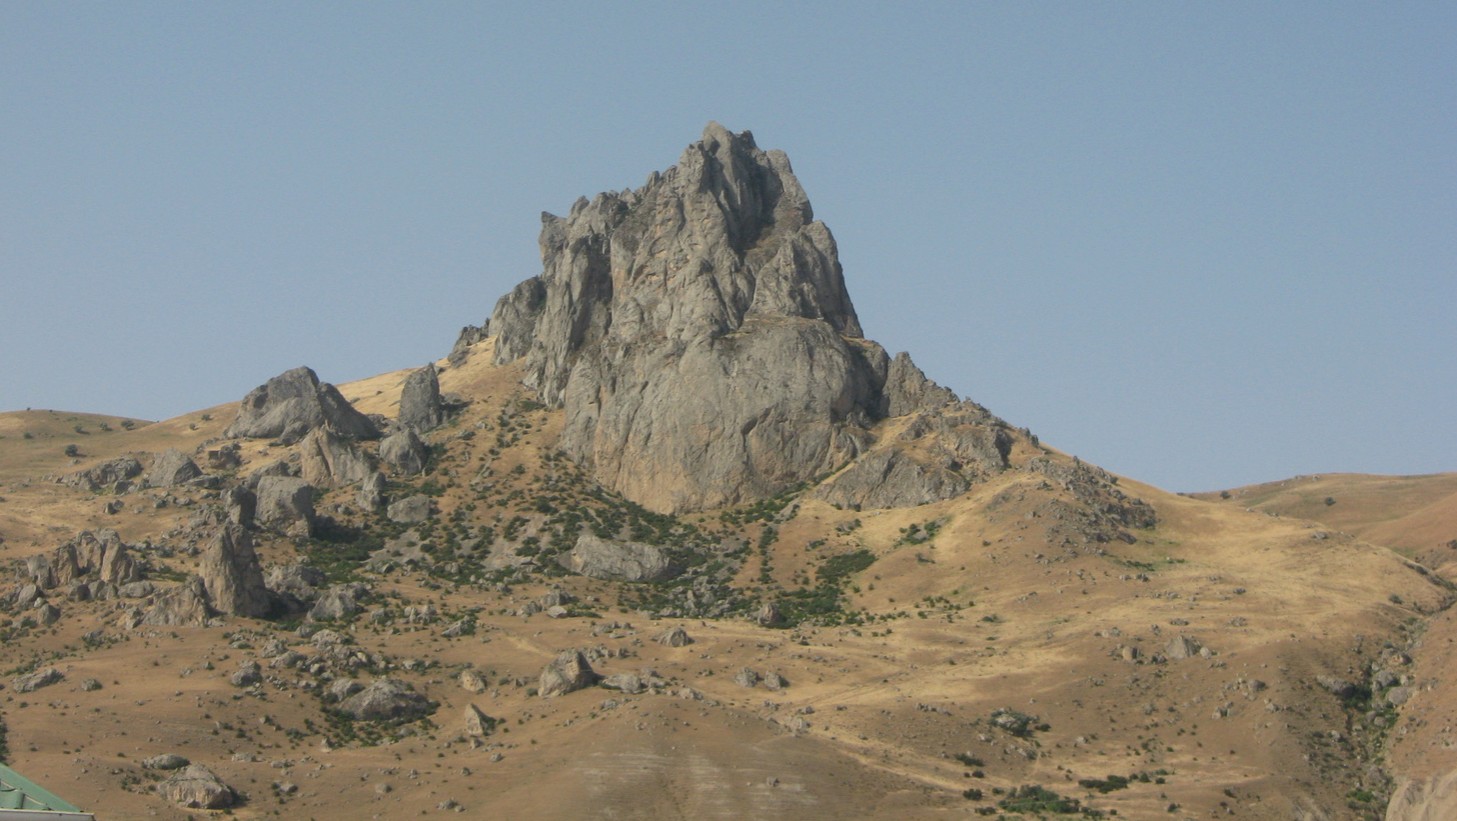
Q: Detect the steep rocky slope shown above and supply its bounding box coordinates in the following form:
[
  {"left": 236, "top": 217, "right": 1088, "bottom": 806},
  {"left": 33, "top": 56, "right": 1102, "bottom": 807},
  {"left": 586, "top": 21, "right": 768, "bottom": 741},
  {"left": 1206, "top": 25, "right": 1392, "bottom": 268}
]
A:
[
  {"left": 486, "top": 123, "right": 987, "bottom": 514},
  {"left": 0, "top": 126, "right": 1449, "bottom": 820}
]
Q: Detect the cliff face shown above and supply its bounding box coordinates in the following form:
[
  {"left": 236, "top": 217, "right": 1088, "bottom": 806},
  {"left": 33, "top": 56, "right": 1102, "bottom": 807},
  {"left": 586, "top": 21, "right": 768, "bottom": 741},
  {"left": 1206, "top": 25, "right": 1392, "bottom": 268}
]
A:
[{"left": 490, "top": 123, "right": 923, "bottom": 512}]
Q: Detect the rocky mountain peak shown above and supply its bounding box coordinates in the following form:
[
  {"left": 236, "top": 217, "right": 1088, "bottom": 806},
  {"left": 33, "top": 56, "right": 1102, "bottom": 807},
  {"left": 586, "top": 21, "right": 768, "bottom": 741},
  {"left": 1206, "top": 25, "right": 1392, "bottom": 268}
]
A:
[{"left": 488, "top": 124, "right": 957, "bottom": 512}]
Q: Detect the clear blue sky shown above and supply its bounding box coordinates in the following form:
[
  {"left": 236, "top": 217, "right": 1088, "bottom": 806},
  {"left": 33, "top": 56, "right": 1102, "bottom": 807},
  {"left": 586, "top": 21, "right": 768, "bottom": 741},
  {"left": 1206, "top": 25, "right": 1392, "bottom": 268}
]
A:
[{"left": 3, "top": 2, "right": 1453, "bottom": 492}]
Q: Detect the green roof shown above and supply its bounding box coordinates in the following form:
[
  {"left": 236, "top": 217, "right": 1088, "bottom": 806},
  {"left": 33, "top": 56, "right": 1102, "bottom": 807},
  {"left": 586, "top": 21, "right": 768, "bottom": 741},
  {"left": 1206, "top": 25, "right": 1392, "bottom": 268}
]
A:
[{"left": 0, "top": 763, "right": 90, "bottom": 816}]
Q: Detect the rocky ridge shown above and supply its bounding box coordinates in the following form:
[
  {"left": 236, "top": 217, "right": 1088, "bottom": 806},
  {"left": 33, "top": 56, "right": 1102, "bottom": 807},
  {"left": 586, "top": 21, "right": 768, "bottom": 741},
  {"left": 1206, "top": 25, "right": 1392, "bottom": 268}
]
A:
[{"left": 489, "top": 123, "right": 1007, "bottom": 514}]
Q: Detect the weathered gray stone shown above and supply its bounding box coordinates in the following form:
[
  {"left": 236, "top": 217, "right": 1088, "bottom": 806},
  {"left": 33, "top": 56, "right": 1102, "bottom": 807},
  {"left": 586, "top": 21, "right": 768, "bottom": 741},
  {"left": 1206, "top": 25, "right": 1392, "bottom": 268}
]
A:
[
  {"left": 655, "top": 626, "right": 693, "bottom": 647},
  {"left": 399, "top": 364, "right": 445, "bottom": 432},
  {"left": 27, "top": 530, "right": 140, "bottom": 590},
  {"left": 463, "top": 703, "right": 498, "bottom": 737},
  {"left": 11, "top": 667, "right": 63, "bottom": 693},
  {"left": 815, "top": 448, "right": 970, "bottom": 510},
  {"left": 538, "top": 650, "right": 599, "bottom": 698},
  {"left": 230, "top": 660, "right": 262, "bottom": 687},
  {"left": 309, "top": 584, "right": 365, "bottom": 622},
  {"left": 490, "top": 124, "right": 897, "bottom": 514},
  {"left": 601, "top": 673, "right": 645, "bottom": 694},
  {"left": 204, "top": 443, "right": 242, "bottom": 471},
  {"left": 357, "top": 471, "right": 388, "bottom": 511},
  {"left": 59, "top": 456, "right": 143, "bottom": 491},
  {"left": 224, "top": 366, "right": 379, "bottom": 443},
  {"left": 156, "top": 764, "right": 236, "bottom": 809},
  {"left": 224, "top": 485, "right": 256, "bottom": 528},
  {"left": 143, "top": 754, "right": 191, "bottom": 771},
  {"left": 1164, "top": 635, "right": 1204, "bottom": 661},
  {"left": 387, "top": 494, "right": 432, "bottom": 524},
  {"left": 447, "top": 323, "right": 489, "bottom": 367},
  {"left": 141, "top": 576, "right": 212, "bottom": 627},
  {"left": 13, "top": 583, "right": 43, "bottom": 608},
  {"left": 201, "top": 524, "right": 271, "bottom": 618},
  {"left": 255, "top": 476, "right": 314, "bottom": 534},
  {"left": 298, "top": 426, "right": 375, "bottom": 488},
  {"left": 144, "top": 449, "right": 203, "bottom": 488},
  {"left": 265, "top": 564, "right": 326, "bottom": 602},
  {"left": 338, "top": 678, "right": 434, "bottom": 721},
  {"left": 35, "top": 602, "right": 60, "bottom": 625},
  {"left": 734, "top": 667, "right": 760, "bottom": 688},
  {"left": 883, "top": 352, "right": 958, "bottom": 417},
  {"left": 755, "top": 601, "right": 784, "bottom": 627},
  {"left": 380, "top": 427, "right": 429, "bottom": 475},
  {"left": 458, "top": 668, "right": 488, "bottom": 694},
  {"left": 559, "top": 533, "right": 674, "bottom": 582},
  {"left": 1316, "top": 675, "right": 1358, "bottom": 699}
]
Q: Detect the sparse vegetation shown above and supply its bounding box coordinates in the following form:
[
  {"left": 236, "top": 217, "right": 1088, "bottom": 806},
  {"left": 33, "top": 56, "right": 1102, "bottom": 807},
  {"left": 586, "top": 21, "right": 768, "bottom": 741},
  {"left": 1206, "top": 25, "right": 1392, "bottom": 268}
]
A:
[{"left": 997, "top": 784, "right": 1104, "bottom": 817}]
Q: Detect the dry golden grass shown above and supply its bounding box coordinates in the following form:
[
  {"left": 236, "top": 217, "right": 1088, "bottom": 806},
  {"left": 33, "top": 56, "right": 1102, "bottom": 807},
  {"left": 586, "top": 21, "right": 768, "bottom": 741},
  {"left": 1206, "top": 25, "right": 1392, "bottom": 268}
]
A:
[{"left": 0, "top": 341, "right": 1448, "bottom": 819}]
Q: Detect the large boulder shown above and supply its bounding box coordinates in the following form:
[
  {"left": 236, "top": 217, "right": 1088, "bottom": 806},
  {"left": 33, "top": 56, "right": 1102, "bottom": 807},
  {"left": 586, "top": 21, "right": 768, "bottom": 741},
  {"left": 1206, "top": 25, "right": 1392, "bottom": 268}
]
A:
[
  {"left": 559, "top": 533, "right": 675, "bottom": 582},
  {"left": 265, "top": 563, "right": 326, "bottom": 602},
  {"left": 144, "top": 449, "right": 202, "bottom": 488},
  {"left": 398, "top": 364, "right": 445, "bottom": 432},
  {"left": 254, "top": 476, "right": 315, "bottom": 534},
  {"left": 140, "top": 576, "right": 212, "bottom": 626},
  {"left": 156, "top": 764, "right": 236, "bottom": 810},
  {"left": 463, "top": 704, "right": 498, "bottom": 737},
  {"left": 298, "top": 426, "right": 375, "bottom": 488},
  {"left": 309, "top": 584, "right": 366, "bottom": 622},
  {"left": 59, "top": 456, "right": 143, "bottom": 491},
  {"left": 224, "top": 366, "right": 379, "bottom": 443},
  {"left": 357, "top": 471, "right": 387, "bottom": 511},
  {"left": 538, "top": 650, "right": 599, "bottom": 698},
  {"left": 387, "top": 494, "right": 432, "bottom": 524},
  {"left": 337, "top": 678, "right": 435, "bottom": 721},
  {"left": 200, "top": 523, "right": 271, "bottom": 618},
  {"left": 380, "top": 427, "right": 429, "bottom": 475}
]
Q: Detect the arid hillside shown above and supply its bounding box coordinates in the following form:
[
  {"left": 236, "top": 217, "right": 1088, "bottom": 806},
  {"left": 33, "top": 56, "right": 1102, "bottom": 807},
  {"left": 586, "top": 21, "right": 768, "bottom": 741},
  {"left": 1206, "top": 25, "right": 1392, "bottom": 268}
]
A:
[
  {"left": 1, "top": 125, "right": 1451, "bottom": 821},
  {"left": 0, "top": 339, "right": 1449, "bottom": 820}
]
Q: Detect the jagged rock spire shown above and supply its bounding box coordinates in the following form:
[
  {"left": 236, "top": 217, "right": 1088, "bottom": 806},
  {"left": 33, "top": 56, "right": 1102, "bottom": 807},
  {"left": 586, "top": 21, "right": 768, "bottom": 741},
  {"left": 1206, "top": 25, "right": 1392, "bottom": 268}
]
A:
[{"left": 490, "top": 124, "right": 954, "bottom": 513}]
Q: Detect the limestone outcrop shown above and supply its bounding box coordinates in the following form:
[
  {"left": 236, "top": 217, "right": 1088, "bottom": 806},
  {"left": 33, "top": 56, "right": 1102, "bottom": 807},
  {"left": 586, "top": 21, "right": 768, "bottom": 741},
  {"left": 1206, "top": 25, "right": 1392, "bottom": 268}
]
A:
[
  {"left": 200, "top": 523, "right": 272, "bottom": 618},
  {"left": 380, "top": 427, "right": 428, "bottom": 475},
  {"left": 398, "top": 364, "right": 445, "bottom": 431},
  {"left": 140, "top": 576, "right": 212, "bottom": 626},
  {"left": 25, "top": 529, "right": 140, "bottom": 591},
  {"left": 59, "top": 456, "right": 143, "bottom": 492},
  {"left": 490, "top": 123, "right": 914, "bottom": 512},
  {"left": 559, "top": 533, "right": 675, "bottom": 582},
  {"left": 224, "top": 366, "right": 379, "bottom": 443},
  {"left": 156, "top": 764, "right": 236, "bottom": 810},
  {"left": 337, "top": 678, "right": 435, "bottom": 721},
  {"left": 298, "top": 426, "right": 375, "bottom": 488},
  {"left": 255, "top": 476, "right": 315, "bottom": 534},
  {"left": 538, "top": 650, "right": 599, "bottom": 697},
  {"left": 144, "top": 449, "right": 203, "bottom": 488}
]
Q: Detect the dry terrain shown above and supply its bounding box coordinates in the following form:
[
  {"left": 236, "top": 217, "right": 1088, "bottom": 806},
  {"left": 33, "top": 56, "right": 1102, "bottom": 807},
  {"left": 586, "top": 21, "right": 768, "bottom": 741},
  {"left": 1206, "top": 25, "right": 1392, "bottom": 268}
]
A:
[{"left": 0, "top": 342, "right": 1451, "bottom": 820}]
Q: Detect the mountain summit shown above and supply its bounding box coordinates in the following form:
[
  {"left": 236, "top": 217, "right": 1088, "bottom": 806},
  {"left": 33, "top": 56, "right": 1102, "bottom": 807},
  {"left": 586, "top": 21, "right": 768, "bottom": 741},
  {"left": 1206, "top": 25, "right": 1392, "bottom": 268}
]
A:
[{"left": 489, "top": 123, "right": 967, "bottom": 512}]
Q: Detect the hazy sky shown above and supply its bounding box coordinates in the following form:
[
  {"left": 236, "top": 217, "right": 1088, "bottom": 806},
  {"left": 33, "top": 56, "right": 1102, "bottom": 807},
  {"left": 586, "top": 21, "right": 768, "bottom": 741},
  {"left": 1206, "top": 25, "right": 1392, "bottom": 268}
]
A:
[{"left": 3, "top": 3, "right": 1453, "bottom": 492}]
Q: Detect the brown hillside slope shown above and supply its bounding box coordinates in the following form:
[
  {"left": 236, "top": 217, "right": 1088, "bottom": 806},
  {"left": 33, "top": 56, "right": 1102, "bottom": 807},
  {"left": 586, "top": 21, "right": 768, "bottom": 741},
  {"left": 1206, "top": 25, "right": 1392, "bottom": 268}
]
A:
[
  {"left": 0, "top": 343, "right": 1448, "bottom": 819},
  {"left": 1200, "top": 473, "right": 1457, "bottom": 818}
]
